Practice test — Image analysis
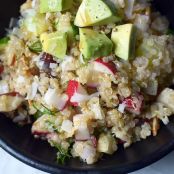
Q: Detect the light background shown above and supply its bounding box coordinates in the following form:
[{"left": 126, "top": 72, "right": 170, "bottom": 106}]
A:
[{"left": 0, "top": 148, "right": 173, "bottom": 174}]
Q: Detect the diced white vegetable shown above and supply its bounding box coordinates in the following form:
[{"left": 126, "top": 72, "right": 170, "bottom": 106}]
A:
[
  {"left": 72, "top": 141, "right": 98, "bottom": 164},
  {"left": 157, "top": 88, "right": 174, "bottom": 112},
  {"left": 60, "top": 55, "right": 75, "bottom": 71},
  {"left": 88, "top": 97, "right": 105, "bottom": 120},
  {"left": 49, "top": 63, "right": 57, "bottom": 69},
  {"left": 97, "top": 133, "right": 117, "bottom": 154},
  {"left": 81, "top": 144, "right": 96, "bottom": 164},
  {"left": 0, "top": 81, "right": 9, "bottom": 94},
  {"left": 0, "top": 95, "right": 24, "bottom": 112},
  {"left": 44, "top": 88, "right": 68, "bottom": 110},
  {"left": 26, "top": 82, "right": 38, "bottom": 100},
  {"left": 17, "top": 75, "right": 26, "bottom": 84},
  {"left": 61, "top": 120, "right": 73, "bottom": 134},
  {"left": 75, "top": 126, "right": 91, "bottom": 141},
  {"left": 73, "top": 114, "right": 91, "bottom": 140},
  {"left": 118, "top": 103, "right": 126, "bottom": 113}
]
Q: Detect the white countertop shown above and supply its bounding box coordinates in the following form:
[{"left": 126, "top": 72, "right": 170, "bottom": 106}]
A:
[{"left": 0, "top": 147, "right": 173, "bottom": 174}]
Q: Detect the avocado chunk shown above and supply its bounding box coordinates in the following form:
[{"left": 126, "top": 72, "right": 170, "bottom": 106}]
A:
[
  {"left": 74, "top": 0, "right": 121, "bottom": 27},
  {"left": 111, "top": 24, "right": 137, "bottom": 60},
  {"left": 23, "top": 9, "right": 48, "bottom": 36},
  {"left": 79, "top": 28, "right": 113, "bottom": 60},
  {"left": 41, "top": 32, "right": 67, "bottom": 59},
  {"left": 56, "top": 14, "right": 78, "bottom": 45},
  {"left": 40, "top": 0, "right": 73, "bottom": 13}
]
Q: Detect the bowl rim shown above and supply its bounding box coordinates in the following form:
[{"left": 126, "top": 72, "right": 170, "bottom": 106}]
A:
[{"left": 0, "top": 133, "right": 174, "bottom": 174}]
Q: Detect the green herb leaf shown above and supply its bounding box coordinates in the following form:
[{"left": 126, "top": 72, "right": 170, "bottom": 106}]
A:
[
  {"left": 45, "top": 120, "right": 60, "bottom": 132},
  {"left": 28, "top": 40, "right": 42, "bottom": 53},
  {"left": 54, "top": 143, "right": 72, "bottom": 164},
  {"left": 0, "top": 37, "right": 10, "bottom": 45},
  {"left": 33, "top": 103, "right": 56, "bottom": 120},
  {"left": 0, "top": 37, "right": 10, "bottom": 51}
]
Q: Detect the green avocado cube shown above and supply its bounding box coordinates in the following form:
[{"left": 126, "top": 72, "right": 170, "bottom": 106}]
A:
[
  {"left": 56, "top": 14, "right": 78, "bottom": 45},
  {"left": 23, "top": 10, "right": 48, "bottom": 36},
  {"left": 41, "top": 32, "right": 67, "bottom": 59},
  {"left": 111, "top": 24, "right": 137, "bottom": 60},
  {"left": 79, "top": 28, "right": 113, "bottom": 60},
  {"left": 74, "top": 0, "right": 121, "bottom": 27},
  {"left": 40, "top": 0, "right": 73, "bottom": 13}
]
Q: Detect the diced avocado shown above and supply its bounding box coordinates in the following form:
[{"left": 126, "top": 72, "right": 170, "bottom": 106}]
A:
[
  {"left": 74, "top": 0, "right": 121, "bottom": 27},
  {"left": 111, "top": 24, "right": 137, "bottom": 60},
  {"left": 41, "top": 32, "right": 67, "bottom": 59},
  {"left": 23, "top": 9, "right": 48, "bottom": 36},
  {"left": 28, "top": 40, "right": 42, "bottom": 53},
  {"left": 0, "top": 37, "right": 10, "bottom": 52},
  {"left": 79, "top": 28, "right": 113, "bottom": 60},
  {"left": 56, "top": 14, "right": 78, "bottom": 44},
  {"left": 40, "top": 0, "right": 73, "bottom": 13},
  {"left": 97, "top": 133, "right": 117, "bottom": 154}
]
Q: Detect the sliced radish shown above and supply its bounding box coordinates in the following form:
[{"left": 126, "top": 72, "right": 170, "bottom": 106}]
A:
[
  {"left": 66, "top": 80, "right": 100, "bottom": 106},
  {"left": 56, "top": 94, "right": 69, "bottom": 111},
  {"left": 122, "top": 94, "right": 144, "bottom": 115},
  {"left": 26, "top": 82, "right": 38, "bottom": 100},
  {"left": 73, "top": 114, "right": 91, "bottom": 141},
  {"left": 61, "top": 120, "right": 73, "bottom": 133},
  {"left": 66, "top": 80, "right": 87, "bottom": 106},
  {"left": 92, "top": 58, "right": 117, "bottom": 75},
  {"left": 75, "top": 126, "right": 91, "bottom": 141},
  {"left": 32, "top": 131, "right": 50, "bottom": 137},
  {"left": 44, "top": 88, "right": 68, "bottom": 111},
  {"left": 90, "top": 136, "right": 97, "bottom": 148},
  {"left": 0, "top": 65, "right": 4, "bottom": 74}
]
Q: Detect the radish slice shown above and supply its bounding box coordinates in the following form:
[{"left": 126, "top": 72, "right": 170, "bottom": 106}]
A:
[
  {"left": 56, "top": 94, "right": 69, "bottom": 111},
  {"left": 73, "top": 114, "right": 91, "bottom": 141},
  {"left": 66, "top": 80, "right": 99, "bottom": 106},
  {"left": 122, "top": 94, "right": 144, "bottom": 115},
  {"left": 44, "top": 88, "right": 68, "bottom": 110},
  {"left": 26, "top": 82, "right": 38, "bottom": 100},
  {"left": 0, "top": 81, "right": 9, "bottom": 94},
  {"left": 66, "top": 80, "right": 87, "bottom": 106},
  {"left": 61, "top": 120, "right": 73, "bottom": 133},
  {"left": 92, "top": 58, "right": 117, "bottom": 75},
  {"left": 0, "top": 65, "right": 4, "bottom": 74},
  {"left": 75, "top": 126, "right": 91, "bottom": 141},
  {"left": 118, "top": 103, "right": 126, "bottom": 113}
]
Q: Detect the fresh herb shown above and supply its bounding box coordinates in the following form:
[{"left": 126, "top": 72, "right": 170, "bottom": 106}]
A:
[
  {"left": 53, "top": 142, "right": 72, "bottom": 164},
  {"left": 28, "top": 40, "right": 42, "bottom": 53},
  {"left": 0, "top": 37, "right": 10, "bottom": 50},
  {"left": 33, "top": 103, "right": 56, "bottom": 119},
  {"left": 45, "top": 120, "right": 60, "bottom": 132},
  {"left": 0, "top": 36, "right": 10, "bottom": 45},
  {"left": 167, "top": 28, "right": 174, "bottom": 35}
]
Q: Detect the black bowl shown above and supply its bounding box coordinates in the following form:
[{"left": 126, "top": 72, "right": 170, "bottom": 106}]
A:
[{"left": 0, "top": 1, "right": 174, "bottom": 174}]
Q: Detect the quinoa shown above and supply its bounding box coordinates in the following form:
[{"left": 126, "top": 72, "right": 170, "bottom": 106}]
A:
[{"left": 0, "top": 0, "right": 174, "bottom": 165}]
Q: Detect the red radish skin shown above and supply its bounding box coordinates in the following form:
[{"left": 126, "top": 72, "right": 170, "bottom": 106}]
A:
[
  {"left": 94, "top": 58, "right": 117, "bottom": 75},
  {"left": 91, "top": 136, "right": 97, "bottom": 148},
  {"left": 0, "top": 92, "right": 23, "bottom": 97},
  {"left": 122, "top": 94, "right": 144, "bottom": 115},
  {"left": 0, "top": 65, "right": 4, "bottom": 74},
  {"left": 66, "top": 80, "right": 79, "bottom": 106}
]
